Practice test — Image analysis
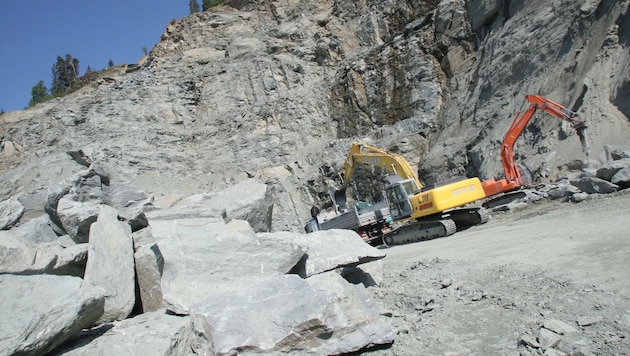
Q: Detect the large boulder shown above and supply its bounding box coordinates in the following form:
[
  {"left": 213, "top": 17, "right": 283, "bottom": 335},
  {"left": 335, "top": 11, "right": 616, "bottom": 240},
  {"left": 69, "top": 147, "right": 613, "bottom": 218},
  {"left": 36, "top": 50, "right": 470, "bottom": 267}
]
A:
[
  {"left": 259, "top": 229, "right": 387, "bottom": 278},
  {"left": 132, "top": 227, "right": 164, "bottom": 313},
  {"left": 190, "top": 274, "right": 394, "bottom": 355},
  {"left": 46, "top": 163, "right": 150, "bottom": 243},
  {"left": 569, "top": 176, "right": 619, "bottom": 194},
  {"left": 10, "top": 215, "right": 60, "bottom": 243},
  {"left": 164, "top": 179, "right": 273, "bottom": 232},
  {"left": 84, "top": 205, "right": 136, "bottom": 324},
  {"left": 0, "top": 274, "right": 104, "bottom": 355},
  {"left": 146, "top": 209, "right": 306, "bottom": 313},
  {"left": 53, "top": 310, "right": 193, "bottom": 355},
  {"left": 596, "top": 158, "right": 630, "bottom": 181},
  {"left": 0, "top": 231, "right": 85, "bottom": 276},
  {"left": 0, "top": 197, "right": 24, "bottom": 230},
  {"left": 306, "top": 272, "right": 396, "bottom": 354},
  {"left": 612, "top": 166, "right": 630, "bottom": 188},
  {"left": 56, "top": 197, "right": 100, "bottom": 243},
  {"left": 0, "top": 232, "right": 57, "bottom": 274}
]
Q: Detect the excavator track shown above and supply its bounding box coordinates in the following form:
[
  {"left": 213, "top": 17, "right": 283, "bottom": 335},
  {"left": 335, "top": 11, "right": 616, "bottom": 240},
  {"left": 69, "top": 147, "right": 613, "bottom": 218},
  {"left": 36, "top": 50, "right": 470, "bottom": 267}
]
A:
[
  {"left": 447, "top": 207, "right": 490, "bottom": 229},
  {"left": 383, "top": 219, "right": 457, "bottom": 246}
]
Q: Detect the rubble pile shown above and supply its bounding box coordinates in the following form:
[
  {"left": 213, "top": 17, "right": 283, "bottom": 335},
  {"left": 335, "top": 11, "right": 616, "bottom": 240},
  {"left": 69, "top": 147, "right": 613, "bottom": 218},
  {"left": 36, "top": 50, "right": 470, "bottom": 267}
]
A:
[
  {"left": 0, "top": 163, "right": 393, "bottom": 355},
  {"left": 482, "top": 144, "right": 630, "bottom": 212}
]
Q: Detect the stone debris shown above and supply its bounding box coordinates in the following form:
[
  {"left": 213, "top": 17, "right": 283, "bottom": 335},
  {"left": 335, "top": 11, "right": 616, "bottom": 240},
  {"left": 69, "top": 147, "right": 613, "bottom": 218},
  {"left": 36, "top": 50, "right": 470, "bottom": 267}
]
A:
[
  {"left": 0, "top": 0, "right": 629, "bottom": 354},
  {"left": 0, "top": 165, "right": 394, "bottom": 354},
  {"left": 538, "top": 327, "right": 561, "bottom": 350},
  {"left": 543, "top": 319, "right": 579, "bottom": 335}
]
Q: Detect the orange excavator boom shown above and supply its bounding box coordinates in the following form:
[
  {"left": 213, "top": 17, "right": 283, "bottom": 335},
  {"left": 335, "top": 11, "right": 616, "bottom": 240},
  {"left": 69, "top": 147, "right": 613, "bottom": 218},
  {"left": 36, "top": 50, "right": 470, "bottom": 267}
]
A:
[{"left": 482, "top": 95, "right": 589, "bottom": 197}]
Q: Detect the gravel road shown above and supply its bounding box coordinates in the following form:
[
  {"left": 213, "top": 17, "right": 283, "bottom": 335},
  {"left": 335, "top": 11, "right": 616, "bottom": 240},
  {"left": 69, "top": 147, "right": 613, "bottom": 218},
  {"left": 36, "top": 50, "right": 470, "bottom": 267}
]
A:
[{"left": 367, "top": 189, "right": 630, "bottom": 355}]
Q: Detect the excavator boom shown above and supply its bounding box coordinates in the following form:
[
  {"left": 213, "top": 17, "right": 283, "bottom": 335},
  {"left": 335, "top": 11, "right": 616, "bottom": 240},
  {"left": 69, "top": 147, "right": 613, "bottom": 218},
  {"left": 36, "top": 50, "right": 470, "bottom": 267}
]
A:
[
  {"left": 342, "top": 142, "right": 422, "bottom": 190},
  {"left": 482, "top": 95, "right": 589, "bottom": 197}
]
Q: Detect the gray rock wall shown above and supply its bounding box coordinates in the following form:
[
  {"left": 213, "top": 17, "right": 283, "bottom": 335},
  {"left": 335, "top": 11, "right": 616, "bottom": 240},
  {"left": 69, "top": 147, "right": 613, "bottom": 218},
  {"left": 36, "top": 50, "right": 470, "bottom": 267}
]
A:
[{"left": 1, "top": 1, "right": 629, "bottom": 232}]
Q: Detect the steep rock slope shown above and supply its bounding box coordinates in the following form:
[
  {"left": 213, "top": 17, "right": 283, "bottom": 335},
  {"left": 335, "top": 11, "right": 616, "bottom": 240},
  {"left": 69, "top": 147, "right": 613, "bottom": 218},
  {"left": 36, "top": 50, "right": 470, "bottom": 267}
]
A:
[{"left": 1, "top": 0, "right": 629, "bottom": 232}]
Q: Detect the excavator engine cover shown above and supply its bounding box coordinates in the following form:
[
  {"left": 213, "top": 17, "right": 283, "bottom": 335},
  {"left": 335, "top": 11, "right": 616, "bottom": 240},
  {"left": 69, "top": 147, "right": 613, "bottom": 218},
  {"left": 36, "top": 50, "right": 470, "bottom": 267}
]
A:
[{"left": 410, "top": 177, "right": 486, "bottom": 216}]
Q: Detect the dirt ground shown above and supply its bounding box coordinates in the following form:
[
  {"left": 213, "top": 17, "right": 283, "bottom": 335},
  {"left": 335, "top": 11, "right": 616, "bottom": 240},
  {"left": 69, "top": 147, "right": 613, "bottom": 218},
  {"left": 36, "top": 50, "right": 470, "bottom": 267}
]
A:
[{"left": 366, "top": 189, "right": 630, "bottom": 356}]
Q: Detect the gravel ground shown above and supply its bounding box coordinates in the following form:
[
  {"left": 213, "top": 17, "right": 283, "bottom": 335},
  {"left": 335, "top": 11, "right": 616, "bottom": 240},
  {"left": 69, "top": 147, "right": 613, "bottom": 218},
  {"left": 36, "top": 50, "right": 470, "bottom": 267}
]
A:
[{"left": 365, "top": 189, "right": 630, "bottom": 355}]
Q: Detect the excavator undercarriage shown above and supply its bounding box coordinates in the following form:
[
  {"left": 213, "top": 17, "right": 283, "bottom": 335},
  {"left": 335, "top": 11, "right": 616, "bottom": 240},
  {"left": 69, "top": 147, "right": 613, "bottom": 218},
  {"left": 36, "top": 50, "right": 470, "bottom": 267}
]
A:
[{"left": 382, "top": 207, "right": 489, "bottom": 246}]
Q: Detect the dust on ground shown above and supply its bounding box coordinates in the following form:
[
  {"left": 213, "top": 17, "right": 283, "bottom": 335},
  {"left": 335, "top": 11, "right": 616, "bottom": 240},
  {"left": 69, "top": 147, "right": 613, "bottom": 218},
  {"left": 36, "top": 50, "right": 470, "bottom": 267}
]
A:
[{"left": 366, "top": 189, "right": 630, "bottom": 355}]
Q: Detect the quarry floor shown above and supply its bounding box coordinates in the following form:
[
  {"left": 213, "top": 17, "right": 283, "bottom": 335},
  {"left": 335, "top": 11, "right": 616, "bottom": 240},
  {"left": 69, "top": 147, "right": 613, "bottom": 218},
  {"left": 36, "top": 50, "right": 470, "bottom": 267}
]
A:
[{"left": 367, "top": 189, "right": 630, "bottom": 355}]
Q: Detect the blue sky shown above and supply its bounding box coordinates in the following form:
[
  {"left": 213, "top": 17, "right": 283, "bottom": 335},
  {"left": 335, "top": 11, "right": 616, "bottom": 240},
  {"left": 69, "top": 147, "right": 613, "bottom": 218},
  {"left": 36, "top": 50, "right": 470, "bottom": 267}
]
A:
[{"left": 0, "top": 1, "right": 191, "bottom": 112}]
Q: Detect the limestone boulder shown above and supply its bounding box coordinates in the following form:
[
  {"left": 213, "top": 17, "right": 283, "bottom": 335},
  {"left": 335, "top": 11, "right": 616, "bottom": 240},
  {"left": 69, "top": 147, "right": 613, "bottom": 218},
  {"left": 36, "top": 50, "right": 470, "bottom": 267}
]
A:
[
  {"left": 0, "top": 274, "right": 104, "bottom": 355},
  {"left": 191, "top": 274, "right": 394, "bottom": 355},
  {"left": 10, "top": 215, "right": 59, "bottom": 243},
  {"left": 146, "top": 210, "right": 306, "bottom": 313},
  {"left": 612, "top": 166, "right": 630, "bottom": 187},
  {"left": 258, "top": 229, "right": 386, "bottom": 278},
  {"left": 53, "top": 243, "right": 89, "bottom": 277},
  {"left": 596, "top": 158, "right": 630, "bottom": 181},
  {"left": 53, "top": 310, "right": 193, "bottom": 355},
  {"left": 46, "top": 163, "right": 150, "bottom": 243},
  {"left": 167, "top": 179, "right": 273, "bottom": 232},
  {"left": 84, "top": 205, "right": 135, "bottom": 324},
  {"left": 56, "top": 197, "right": 100, "bottom": 243},
  {"left": 306, "top": 272, "right": 395, "bottom": 354},
  {"left": 0, "top": 197, "right": 24, "bottom": 230},
  {"left": 0, "top": 232, "right": 58, "bottom": 274},
  {"left": 569, "top": 176, "right": 619, "bottom": 195},
  {"left": 132, "top": 227, "right": 164, "bottom": 313}
]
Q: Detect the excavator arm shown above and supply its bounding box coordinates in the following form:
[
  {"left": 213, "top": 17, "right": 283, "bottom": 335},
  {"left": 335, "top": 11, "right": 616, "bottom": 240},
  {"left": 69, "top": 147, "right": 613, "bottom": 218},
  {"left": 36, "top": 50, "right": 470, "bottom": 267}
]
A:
[
  {"left": 482, "top": 95, "right": 589, "bottom": 196},
  {"left": 341, "top": 142, "right": 423, "bottom": 190}
]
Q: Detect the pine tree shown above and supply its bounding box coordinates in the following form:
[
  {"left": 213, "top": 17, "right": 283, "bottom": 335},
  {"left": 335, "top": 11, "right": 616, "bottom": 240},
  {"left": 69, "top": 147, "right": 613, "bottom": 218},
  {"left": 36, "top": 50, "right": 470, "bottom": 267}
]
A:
[
  {"left": 189, "top": 0, "right": 200, "bottom": 14},
  {"left": 29, "top": 80, "right": 51, "bottom": 107},
  {"left": 108, "top": 59, "right": 114, "bottom": 68},
  {"left": 51, "top": 54, "right": 80, "bottom": 97},
  {"left": 202, "top": 0, "right": 224, "bottom": 11}
]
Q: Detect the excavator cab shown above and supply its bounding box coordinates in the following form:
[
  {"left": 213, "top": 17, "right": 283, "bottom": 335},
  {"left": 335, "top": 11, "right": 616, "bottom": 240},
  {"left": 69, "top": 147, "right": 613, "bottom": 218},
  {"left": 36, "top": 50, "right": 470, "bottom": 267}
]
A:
[{"left": 384, "top": 176, "right": 419, "bottom": 221}]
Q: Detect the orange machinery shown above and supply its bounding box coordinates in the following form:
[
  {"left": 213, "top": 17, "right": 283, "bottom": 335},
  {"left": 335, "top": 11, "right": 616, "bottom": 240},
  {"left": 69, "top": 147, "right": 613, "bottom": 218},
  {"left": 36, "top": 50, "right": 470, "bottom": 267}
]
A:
[{"left": 481, "top": 95, "right": 589, "bottom": 197}]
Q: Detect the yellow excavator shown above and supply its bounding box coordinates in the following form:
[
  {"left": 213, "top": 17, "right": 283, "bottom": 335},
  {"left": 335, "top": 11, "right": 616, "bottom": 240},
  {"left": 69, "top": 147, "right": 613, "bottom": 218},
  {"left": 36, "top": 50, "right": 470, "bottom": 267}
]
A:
[{"left": 336, "top": 142, "right": 489, "bottom": 245}]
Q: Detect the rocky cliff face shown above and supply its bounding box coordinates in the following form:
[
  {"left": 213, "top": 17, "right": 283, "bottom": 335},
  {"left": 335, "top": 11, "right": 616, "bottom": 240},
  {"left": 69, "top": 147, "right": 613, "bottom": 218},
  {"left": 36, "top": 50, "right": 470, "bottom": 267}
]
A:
[{"left": 1, "top": 0, "right": 629, "bottom": 232}]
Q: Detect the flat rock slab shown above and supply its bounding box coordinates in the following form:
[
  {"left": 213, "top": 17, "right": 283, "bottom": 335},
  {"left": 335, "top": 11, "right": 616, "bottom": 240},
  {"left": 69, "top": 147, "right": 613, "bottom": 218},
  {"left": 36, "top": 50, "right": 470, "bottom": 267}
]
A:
[
  {"left": 53, "top": 310, "right": 193, "bottom": 355},
  {"left": 146, "top": 213, "right": 306, "bottom": 313},
  {"left": 0, "top": 274, "right": 104, "bottom": 355},
  {"left": 259, "top": 229, "right": 387, "bottom": 277},
  {"left": 191, "top": 274, "right": 394, "bottom": 355}
]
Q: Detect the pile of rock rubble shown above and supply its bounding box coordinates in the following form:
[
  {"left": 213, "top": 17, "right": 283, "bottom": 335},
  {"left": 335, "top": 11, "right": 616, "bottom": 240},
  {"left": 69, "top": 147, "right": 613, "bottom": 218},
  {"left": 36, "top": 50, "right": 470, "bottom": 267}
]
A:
[
  {"left": 0, "top": 161, "right": 393, "bottom": 355},
  {"left": 482, "top": 144, "right": 630, "bottom": 211}
]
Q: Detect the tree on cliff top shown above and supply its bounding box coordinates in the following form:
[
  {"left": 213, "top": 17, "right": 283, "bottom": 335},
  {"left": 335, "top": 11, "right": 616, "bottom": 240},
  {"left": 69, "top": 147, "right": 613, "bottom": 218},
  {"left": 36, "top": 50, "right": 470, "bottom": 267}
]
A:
[
  {"left": 202, "top": 0, "right": 224, "bottom": 11},
  {"left": 51, "top": 54, "right": 80, "bottom": 97},
  {"left": 189, "top": 0, "right": 200, "bottom": 14},
  {"left": 29, "top": 80, "right": 52, "bottom": 107}
]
